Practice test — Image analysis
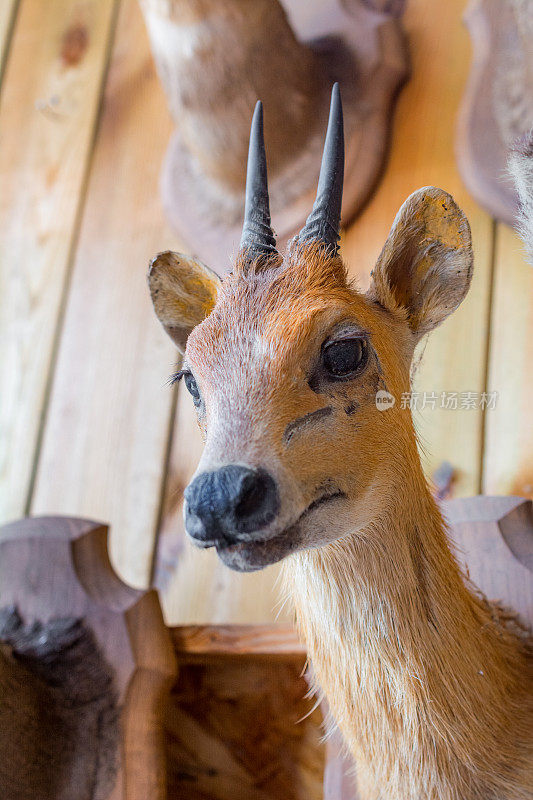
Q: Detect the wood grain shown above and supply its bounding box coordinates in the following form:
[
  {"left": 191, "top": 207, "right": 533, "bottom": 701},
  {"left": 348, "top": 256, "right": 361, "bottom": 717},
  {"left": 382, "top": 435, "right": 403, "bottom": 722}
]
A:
[
  {"left": 342, "top": 0, "right": 493, "bottom": 497},
  {"left": 31, "top": 0, "right": 181, "bottom": 589},
  {"left": 0, "top": 0, "right": 118, "bottom": 524},
  {"left": 483, "top": 223, "right": 533, "bottom": 497},
  {"left": 172, "top": 624, "right": 305, "bottom": 657}
]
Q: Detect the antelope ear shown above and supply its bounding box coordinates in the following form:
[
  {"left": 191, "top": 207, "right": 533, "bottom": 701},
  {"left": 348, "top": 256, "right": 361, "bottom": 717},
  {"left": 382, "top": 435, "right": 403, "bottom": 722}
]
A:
[
  {"left": 367, "top": 187, "right": 473, "bottom": 339},
  {"left": 148, "top": 251, "right": 221, "bottom": 352}
]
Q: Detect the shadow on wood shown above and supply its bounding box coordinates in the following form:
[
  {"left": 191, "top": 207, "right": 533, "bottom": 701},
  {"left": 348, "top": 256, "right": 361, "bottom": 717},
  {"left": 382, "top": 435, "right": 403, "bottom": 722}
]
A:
[{"left": 168, "top": 624, "right": 326, "bottom": 800}]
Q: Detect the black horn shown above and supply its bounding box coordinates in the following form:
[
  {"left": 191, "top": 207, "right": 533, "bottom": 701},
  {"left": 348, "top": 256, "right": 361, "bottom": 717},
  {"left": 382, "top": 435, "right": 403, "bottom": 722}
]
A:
[
  {"left": 239, "top": 101, "right": 278, "bottom": 262},
  {"left": 298, "top": 83, "right": 344, "bottom": 255}
]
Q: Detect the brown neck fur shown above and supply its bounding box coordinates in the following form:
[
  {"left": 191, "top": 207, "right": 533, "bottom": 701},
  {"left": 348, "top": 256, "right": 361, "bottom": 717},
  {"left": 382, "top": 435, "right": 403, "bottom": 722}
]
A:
[{"left": 284, "top": 442, "right": 532, "bottom": 800}]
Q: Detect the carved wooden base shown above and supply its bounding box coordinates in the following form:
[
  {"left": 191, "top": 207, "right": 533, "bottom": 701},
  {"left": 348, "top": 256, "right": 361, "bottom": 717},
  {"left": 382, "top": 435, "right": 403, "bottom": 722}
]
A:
[{"left": 160, "top": 0, "right": 409, "bottom": 272}]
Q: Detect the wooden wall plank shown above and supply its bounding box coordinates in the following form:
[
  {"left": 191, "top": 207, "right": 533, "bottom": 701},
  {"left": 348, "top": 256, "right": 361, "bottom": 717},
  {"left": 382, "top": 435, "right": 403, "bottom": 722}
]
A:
[
  {"left": 157, "top": 0, "right": 493, "bottom": 624},
  {"left": 0, "top": 0, "right": 18, "bottom": 79},
  {"left": 31, "top": 0, "right": 179, "bottom": 589},
  {"left": 483, "top": 224, "right": 533, "bottom": 496},
  {"left": 343, "top": 0, "right": 493, "bottom": 497},
  {"left": 0, "top": 0, "right": 118, "bottom": 523}
]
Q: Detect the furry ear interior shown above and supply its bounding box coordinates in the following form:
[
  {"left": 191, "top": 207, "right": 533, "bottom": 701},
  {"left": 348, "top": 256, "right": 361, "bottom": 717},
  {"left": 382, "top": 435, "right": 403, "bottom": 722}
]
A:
[
  {"left": 367, "top": 187, "right": 473, "bottom": 339},
  {"left": 148, "top": 251, "right": 221, "bottom": 352}
]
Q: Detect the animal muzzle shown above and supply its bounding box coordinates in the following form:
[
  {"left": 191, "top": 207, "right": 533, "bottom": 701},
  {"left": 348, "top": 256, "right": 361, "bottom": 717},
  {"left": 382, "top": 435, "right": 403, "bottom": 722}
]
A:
[{"left": 184, "top": 465, "right": 280, "bottom": 546}]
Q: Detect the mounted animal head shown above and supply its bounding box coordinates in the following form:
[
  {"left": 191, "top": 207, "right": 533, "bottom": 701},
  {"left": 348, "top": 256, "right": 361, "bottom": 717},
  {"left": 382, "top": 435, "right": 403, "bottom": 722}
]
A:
[{"left": 149, "top": 85, "right": 473, "bottom": 572}]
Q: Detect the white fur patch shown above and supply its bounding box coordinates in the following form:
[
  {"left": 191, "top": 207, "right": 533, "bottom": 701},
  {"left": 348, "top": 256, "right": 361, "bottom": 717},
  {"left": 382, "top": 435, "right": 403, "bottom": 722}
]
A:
[{"left": 144, "top": 13, "right": 204, "bottom": 61}]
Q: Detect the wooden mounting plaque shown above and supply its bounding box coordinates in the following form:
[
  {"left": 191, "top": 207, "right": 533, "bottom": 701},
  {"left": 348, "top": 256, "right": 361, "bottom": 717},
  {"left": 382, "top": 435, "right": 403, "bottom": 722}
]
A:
[{"left": 443, "top": 495, "right": 533, "bottom": 629}]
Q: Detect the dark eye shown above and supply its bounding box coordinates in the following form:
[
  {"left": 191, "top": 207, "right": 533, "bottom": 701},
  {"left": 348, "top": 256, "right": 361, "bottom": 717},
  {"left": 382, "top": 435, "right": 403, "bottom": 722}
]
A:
[
  {"left": 184, "top": 372, "right": 202, "bottom": 406},
  {"left": 322, "top": 337, "right": 368, "bottom": 379}
]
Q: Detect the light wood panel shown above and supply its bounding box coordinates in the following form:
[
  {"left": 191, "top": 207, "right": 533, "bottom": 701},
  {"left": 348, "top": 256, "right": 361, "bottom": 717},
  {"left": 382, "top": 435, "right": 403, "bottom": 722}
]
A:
[
  {"left": 31, "top": 0, "right": 180, "bottom": 589},
  {"left": 0, "top": 0, "right": 17, "bottom": 78},
  {"left": 483, "top": 224, "right": 533, "bottom": 496},
  {"left": 0, "top": 0, "right": 118, "bottom": 523},
  {"left": 343, "top": 0, "right": 493, "bottom": 496},
  {"left": 172, "top": 624, "right": 305, "bottom": 657},
  {"left": 158, "top": 0, "right": 493, "bottom": 626}
]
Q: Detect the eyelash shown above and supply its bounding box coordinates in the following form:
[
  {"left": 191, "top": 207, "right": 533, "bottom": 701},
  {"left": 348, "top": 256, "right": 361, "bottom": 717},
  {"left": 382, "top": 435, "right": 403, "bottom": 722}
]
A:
[{"left": 168, "top": 369, "right": 186, "bottom": 386}]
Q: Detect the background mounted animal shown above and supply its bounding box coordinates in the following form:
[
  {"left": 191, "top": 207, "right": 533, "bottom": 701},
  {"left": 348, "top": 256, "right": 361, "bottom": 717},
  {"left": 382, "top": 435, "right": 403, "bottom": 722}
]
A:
[
  {"left": 139, "top": 0, "right": 409, "bottom": 271},
  {"left": 457, "top": 0, "right": 533, "bottom": 226}
]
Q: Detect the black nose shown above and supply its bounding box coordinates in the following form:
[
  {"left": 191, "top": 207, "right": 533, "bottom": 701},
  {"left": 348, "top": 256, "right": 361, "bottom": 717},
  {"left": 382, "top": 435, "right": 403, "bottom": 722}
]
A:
[{"left": 184, "top": 465, "right": 279, "bottom": 544}]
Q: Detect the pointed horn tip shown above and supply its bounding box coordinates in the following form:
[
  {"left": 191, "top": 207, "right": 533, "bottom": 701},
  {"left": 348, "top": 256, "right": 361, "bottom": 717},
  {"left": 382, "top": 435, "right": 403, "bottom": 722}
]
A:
[
  {"left": 330, "top": 82, "right": 343, "bottom": 113},
  {"left": 249, "top": 100, "right": 264, "bottom": 143},
  {"left": 253, "top": 100, "right": 263, "bottom": 121}
]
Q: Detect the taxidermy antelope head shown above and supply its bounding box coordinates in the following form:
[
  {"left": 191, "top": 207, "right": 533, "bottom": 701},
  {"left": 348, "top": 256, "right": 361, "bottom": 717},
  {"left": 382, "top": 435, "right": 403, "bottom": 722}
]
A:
[
  {"left": 150, "top": 86, "right": 532, "bottom": 799},
  {"left": 149, "top": 83, "right": 473, "bottom": 572}
]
